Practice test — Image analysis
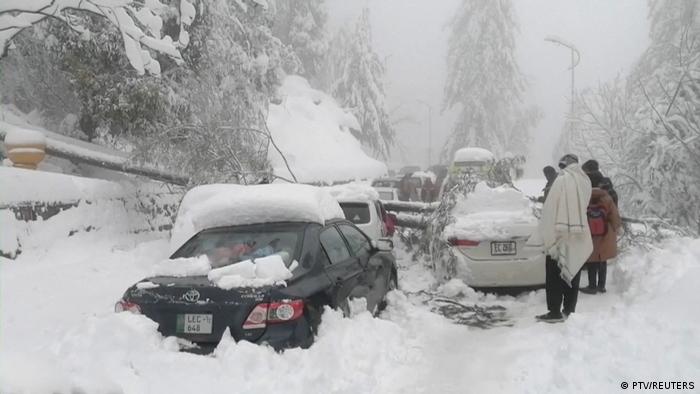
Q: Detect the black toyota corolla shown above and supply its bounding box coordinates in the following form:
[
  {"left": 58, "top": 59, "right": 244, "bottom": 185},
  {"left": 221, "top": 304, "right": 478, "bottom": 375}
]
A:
[{"left": 116, "top": 219, "right": 397, "bottom": 352}]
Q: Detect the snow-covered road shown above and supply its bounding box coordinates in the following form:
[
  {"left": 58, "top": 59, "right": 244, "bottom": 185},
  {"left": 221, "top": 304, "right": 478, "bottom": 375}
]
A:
[{"left": 2, "top": 229, "right": 699, "bottom": 394}]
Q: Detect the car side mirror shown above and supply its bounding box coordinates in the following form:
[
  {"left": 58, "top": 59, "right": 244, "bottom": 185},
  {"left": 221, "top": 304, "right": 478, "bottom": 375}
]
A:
[{"left": 371, "top": 238, "right": 394, "bottom": 252}]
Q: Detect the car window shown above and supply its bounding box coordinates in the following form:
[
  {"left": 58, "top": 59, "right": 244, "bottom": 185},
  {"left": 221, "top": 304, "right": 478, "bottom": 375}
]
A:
[
  {"left": 320, "top": 227, "right": 352, "bottom": 264},
  {"left": 339, "top": 202, "right": 371, "bottom": 224},
  {"left": 338, "top": 224, "right": 371, "bottom": 257},
  {"left": 171, "top": 223, "right": 304, "bottom": 269}
]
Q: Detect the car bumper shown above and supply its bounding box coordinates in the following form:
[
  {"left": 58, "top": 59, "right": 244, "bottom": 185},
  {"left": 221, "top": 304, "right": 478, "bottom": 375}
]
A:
[
  {"left": 183, "top": 318, "right": 314, "bottom": 354},
  {"left": 452, "top": 249, "right": 546, "bottom": 287}
]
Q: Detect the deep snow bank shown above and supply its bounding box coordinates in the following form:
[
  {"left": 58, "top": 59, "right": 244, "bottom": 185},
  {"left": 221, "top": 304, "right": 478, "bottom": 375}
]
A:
[
  {"left": 0, "top": 167, "right": 180, "bottom": 258},
  {"left": 267, "top": 76, "right": 387, "bottom": 184}
]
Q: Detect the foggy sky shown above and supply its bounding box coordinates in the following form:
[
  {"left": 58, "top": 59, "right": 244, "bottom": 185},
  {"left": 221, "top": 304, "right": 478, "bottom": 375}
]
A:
[{"left": 327, "top": 0, "right": 649, "bottom": 175}]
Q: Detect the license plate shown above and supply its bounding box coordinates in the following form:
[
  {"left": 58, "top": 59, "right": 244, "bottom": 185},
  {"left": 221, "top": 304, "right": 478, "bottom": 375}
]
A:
[
  {"left": 491, "top": 241, "right": 516, "bottom": 256},
  {"left": 176, "top": 314, "right": 213, "bottom": 334}
]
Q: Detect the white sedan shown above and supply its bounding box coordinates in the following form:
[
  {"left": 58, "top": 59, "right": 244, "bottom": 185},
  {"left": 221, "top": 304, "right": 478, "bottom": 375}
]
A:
[{"left": 441, "top": 182, "right": 545, "bottom": 288}]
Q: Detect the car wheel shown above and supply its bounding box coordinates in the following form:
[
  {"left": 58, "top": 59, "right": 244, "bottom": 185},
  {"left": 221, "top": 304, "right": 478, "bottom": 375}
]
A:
[
  {"left": 377, "top": 273, "right": 398, "bottom": 313},
  {"left": 338, "top": 298, "right": 351, "bottom": 318}
]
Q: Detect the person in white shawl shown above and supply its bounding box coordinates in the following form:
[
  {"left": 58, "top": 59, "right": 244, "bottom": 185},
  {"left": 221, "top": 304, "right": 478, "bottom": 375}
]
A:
[{"left": 528, "top": 154, "right": 593, "bottom": 322}]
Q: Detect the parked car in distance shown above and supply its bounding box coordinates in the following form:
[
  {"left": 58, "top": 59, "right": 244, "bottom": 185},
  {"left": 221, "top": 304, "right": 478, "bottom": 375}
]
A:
[
  {"left": 372, "top": 177, "right": 400, "bottom": 201},
  {"left": 328, "top": 182, "right": 397, "bottom": 239},
  {"left": 440, "top": 147, "right": 495, "bottom": 197},
  {"left": 115, "top": 184, "right": 398, "bottom": 352}
]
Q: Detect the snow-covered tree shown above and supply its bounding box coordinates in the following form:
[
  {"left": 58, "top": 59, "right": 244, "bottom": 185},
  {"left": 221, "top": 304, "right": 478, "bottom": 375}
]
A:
[
  {"left": 0, "top": 0, "right": 195, "bottom": 75},
  {"left": 557, "top": 0, "right": 700, "bottom": 232},
  {"left": 271, "top": 0, "right": 327, "bottom": 81},
  {"left": 624, "top": 0, "right": 700, "bottom": 230},
  {"left": 1, "top": 0, "right": 291, "bottom": 184},
  {"left": 325, "top": 8, "right": 394, "bottom": 159},
  {"left": 442, "top": 0, "right": 538, "bottom": 160},
  {"left": 134, "top": 0, "right": 291, "bottom": 184}
]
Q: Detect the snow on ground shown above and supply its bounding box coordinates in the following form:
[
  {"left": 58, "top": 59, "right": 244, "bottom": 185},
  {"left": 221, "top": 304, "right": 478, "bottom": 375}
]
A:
[
  {"left": 514, "top": 177, "right": 546, "bottom": 199},
  {"left": 1, "top": 226, "right": 699, "bottom": 393}
]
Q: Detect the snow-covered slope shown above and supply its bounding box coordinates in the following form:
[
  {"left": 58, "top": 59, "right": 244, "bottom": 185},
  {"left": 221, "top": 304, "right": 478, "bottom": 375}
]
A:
[{"left": 267, "top": 76, "right": 387, "bottom": 184}]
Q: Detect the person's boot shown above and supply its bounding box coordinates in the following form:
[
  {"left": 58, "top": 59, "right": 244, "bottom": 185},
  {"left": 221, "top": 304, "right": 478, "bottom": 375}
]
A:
[
  {"left": 536, "top": 311, "right": 565, "bottom": 323},
  {"left": 580, "top": 286, "right": 597, "bottom": 295},
  {"left": 597, "top": 287, "right": 607, "bottom": 293}
]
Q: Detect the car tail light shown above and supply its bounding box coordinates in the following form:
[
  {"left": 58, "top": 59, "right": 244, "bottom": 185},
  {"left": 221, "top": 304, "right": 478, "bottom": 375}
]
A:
[
  {"left": 243, "top": 304, "right": 268, "bottom": 329},
  {"left": 242, "top": 300, "right": 304, "bottom": 330},
  {"left": 115, "top": 300, "right": 141, "bottom": 314},
  {"left": 268, "top": 300, "right": 304, "bottom": 323},
  {"left": 448, "top": 238, "right": 480, "bottom": 247}
]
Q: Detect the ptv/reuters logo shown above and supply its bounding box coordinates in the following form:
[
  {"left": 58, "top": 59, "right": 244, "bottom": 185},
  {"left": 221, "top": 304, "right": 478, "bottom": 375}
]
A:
[{"left": 182, "top": 289, "right": 200, "bottom": 303}]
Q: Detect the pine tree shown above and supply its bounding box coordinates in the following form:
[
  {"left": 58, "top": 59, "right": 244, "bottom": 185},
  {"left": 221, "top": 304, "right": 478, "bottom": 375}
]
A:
[
  {"left": 442, "top": 0, "right": 537, "bottom": 160},
  {"left": 326, "top": 8, "right": 394, "bottom": 159},
  {"left": 271, "top": 0, "right": 327, "bottom": 81}
]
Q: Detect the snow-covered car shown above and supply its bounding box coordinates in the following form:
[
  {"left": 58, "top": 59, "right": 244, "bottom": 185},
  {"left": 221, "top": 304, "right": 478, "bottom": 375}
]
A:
[
  {"left": 436, "top": 182, "right": 545, "bottom": 289},
  {"left": 372, "top": 177, "right": 400, "bottom": 201},
  {"left": 440, "top": 147, "right": 495, "bottom": 197},
  {"left": 327, "top": 183, "right": 394, "bottom": 240},
  {"left": 115, "top": 184, "right": 397, "bottom": 352}
]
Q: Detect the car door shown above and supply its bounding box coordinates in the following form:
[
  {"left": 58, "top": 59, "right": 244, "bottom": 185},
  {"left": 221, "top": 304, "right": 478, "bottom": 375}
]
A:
[
  {"left": 337, "top": 223, "right": 386, "bottom": 312},
  {"left": 319, "top": 225, "right": 364, "bottom": 312}
]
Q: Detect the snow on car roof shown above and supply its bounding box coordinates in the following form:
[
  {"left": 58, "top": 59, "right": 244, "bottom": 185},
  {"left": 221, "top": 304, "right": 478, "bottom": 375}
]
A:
[
  {"left": 453, "top": 147, "right": 495, "bottom": 163},
  {"left": 444, "top": 182, "right": 537, "bottom": 241},
  {"left": 170, "top": 183, "right": 345, "bottom": 252},
  {"left": 325, "top": 182, "right": 379, "bottom": 203}
]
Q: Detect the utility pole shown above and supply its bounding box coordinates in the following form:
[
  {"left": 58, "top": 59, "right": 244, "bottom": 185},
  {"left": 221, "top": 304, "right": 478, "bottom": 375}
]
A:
[
  {"left": 416, "top": 99, "right": 432, "bottom": 168},
  {"left": 545, "top": 35, "right": 580, "bottom": 134}
]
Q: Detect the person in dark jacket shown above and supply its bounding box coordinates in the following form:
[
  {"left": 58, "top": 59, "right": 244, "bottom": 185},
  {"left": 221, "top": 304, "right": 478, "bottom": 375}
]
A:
[
  {"left": 582, "top": 160, "right": 618, "bottom": 206},
  {"left": 537, "top": 165, "right": 558, "bottom": 203}
]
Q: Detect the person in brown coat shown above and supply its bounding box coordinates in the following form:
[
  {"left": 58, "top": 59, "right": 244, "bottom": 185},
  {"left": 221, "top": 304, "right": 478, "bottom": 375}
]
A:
[{"left": 581, "top": 172, "right": 621, "bottom": 294}]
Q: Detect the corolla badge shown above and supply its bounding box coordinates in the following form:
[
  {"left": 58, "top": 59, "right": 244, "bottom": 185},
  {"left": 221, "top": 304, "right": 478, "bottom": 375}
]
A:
[{"left": 182, "top": 289, "right": 201, "bottom": 303}]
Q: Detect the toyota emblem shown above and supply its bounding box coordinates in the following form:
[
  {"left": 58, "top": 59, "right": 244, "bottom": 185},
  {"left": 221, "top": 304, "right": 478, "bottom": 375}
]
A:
[{"left": 182, "top": 289, "right": 200, "bottom": 303}]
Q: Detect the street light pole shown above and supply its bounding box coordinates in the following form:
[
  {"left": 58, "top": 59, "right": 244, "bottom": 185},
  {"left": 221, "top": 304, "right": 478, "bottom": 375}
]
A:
[
  {"left": 545, "top": 35, "right": 580, "bottom": 134},
  {"left": 416, "top": 99, "right": 432, "bottom": 168}
]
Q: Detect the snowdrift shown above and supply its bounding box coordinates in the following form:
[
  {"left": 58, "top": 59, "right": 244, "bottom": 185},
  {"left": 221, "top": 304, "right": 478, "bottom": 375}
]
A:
[
  {"left": 0, "top": 167, "right": 180, "bottom": 258},
  {"left": 267, "top": 76, "right": 387, "bottom": 184}
]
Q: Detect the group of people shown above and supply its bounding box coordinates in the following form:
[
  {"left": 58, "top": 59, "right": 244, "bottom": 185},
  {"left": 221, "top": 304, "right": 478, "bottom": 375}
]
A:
[
  {"left": 530, "top": 154, "right": 621, "bottom": 323},
  {"left": 398, "top": 173, "right": 441, "bottom": 202}
]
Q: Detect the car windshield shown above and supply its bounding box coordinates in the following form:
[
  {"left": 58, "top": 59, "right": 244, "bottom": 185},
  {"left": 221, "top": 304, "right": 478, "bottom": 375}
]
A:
[
  {"left": 339, "top": 202, "right": 371, "bottom": 224},
  {"left": 171, "top": 223, "right": 306, "bottom": 269}
]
